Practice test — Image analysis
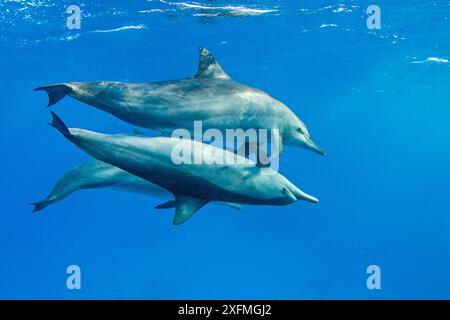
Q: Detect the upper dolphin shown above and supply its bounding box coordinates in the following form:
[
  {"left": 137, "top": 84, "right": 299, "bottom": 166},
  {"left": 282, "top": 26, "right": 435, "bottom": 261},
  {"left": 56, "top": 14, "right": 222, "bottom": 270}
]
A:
[
  {"left": 30, "top": 159, "right": 241, "bottom": 212},
  {"left": 49, "top": 112, "right": 318, "bottom": 225},
  {"left": 35, "top": 48, "right": 325, "bottom": 155}
]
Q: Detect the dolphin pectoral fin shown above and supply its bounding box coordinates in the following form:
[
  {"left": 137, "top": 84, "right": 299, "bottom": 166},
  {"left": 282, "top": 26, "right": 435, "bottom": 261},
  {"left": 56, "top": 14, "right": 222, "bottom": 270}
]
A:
[
  {"left": 173, "top": 195, "right": 208, "bottom": 225},
  {"left": 215, "top": 202, "right": 242, "bottom": 211},
  {"left": 132, "top": 128, "right": 146, "bottom": 136},
  {"left": 154, "top": 200, "right": 175, "bottom": 209},
  {"left": 194, "top": 47, "right": 231, "bottom": 80},
  {"left": 34, "top": 84, "right": 72, "bottom": 107}
]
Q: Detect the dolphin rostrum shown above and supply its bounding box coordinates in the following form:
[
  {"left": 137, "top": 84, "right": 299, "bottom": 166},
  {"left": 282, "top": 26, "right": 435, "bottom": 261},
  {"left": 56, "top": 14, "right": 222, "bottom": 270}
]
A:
[
  {"left": 49, "top": 112, "right": 318, "bottom": 225},
  {"left": 35, "top": 48, "right": 325, "bottom": 156},
  {"left": 30, "top": 159, "right": 241, "bottom": 212}
]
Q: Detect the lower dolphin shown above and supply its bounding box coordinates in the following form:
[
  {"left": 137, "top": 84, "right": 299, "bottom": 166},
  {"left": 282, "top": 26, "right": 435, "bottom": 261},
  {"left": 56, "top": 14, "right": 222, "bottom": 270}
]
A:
[
  {"left": 31, "top": 159, "right": 241, "bottom": 212},
  {"left": 48, "top": 112, "right": 318, "bottom": 225}
]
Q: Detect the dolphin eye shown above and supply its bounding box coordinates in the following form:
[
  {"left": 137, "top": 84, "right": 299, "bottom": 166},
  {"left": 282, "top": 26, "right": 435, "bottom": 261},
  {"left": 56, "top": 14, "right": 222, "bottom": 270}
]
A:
[{"left": 297, "top": 128, "right": 303, "bottom": 134}]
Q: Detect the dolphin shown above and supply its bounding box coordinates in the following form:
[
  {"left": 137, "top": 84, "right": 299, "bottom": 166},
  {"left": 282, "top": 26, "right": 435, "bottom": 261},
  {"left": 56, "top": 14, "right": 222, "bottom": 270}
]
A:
[
  {"left": 30, "top": 159, "right": 241, "bottom": 212},
  {"left": 35, "top": 48, "right": 325, "bottom": 156},
  {"left": 48, "top": 112, "right": 318, "bottom": 225}
]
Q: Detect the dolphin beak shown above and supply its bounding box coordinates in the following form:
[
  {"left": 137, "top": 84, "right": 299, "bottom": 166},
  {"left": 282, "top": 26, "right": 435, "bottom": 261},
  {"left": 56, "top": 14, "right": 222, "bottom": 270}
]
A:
[
  {"left": 296, "top": 189, "right": 319, "bottom": 203},
  {"left": 305, "top": 136, "right": 326, "bottom": 156},
  {"left": 283, "top": 186, "right": 319, "bottom": 204}
]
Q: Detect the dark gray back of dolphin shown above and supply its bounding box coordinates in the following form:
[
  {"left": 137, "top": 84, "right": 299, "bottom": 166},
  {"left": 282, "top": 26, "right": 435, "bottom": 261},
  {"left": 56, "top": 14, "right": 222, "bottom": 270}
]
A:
[{"left": 34, "top": 48, "right": 325, "bottom": 156}]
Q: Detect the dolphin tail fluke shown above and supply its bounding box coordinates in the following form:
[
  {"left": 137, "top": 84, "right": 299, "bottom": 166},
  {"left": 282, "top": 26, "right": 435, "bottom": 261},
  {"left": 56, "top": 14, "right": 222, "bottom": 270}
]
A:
[
  {"left": 49, "top": 111, "right": 71, "bottom": 138},
  {"left": 34, "top": 84, "right": 72, "bottom": 107},
  {"left": 29, "top": 199, "right": 53, "bottom": 212}
]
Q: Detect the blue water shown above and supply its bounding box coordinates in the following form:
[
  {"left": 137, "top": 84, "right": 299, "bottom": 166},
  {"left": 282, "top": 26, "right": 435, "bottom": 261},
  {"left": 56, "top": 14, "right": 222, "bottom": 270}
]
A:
[{"left": 1, "top": 0, "right": 449, "bottom": 299}]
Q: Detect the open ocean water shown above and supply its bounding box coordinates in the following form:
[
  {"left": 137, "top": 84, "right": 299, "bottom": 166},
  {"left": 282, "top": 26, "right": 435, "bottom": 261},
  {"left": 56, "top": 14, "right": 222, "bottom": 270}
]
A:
[{"left": 0, "top": 0, "right": 449, "bottom": 299}]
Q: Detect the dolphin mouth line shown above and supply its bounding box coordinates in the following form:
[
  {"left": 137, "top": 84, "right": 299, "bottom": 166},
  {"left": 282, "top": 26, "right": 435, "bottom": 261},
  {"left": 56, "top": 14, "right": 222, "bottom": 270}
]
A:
[{"left": 305, "top": 136, "right": 325, "bottom": 156}]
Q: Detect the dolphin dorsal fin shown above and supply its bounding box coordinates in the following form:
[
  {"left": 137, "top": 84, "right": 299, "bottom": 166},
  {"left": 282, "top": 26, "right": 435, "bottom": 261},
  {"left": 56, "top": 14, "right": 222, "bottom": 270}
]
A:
[
  {"left": 172, "top": 194, "right": 208, "bottom": 225},
  {"left": 194, "top": 47, "right": 230, "bottom": 80}
]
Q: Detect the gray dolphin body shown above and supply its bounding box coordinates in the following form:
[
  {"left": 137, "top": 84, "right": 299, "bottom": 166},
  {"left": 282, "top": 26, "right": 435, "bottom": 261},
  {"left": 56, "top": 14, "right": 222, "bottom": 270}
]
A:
[
  {"left": 31, "top": 159, "right": 241, "bottom": 212},
  {"left": 31, "top": 160, "right": 168, "bottom": 212},
  {"left": 49, "top": 112, "right": 318, "bottom": 225},
  {"left": 35, "top": 48, "right": 324, "bottom": 155}
]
